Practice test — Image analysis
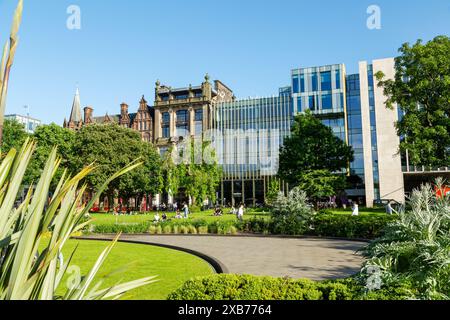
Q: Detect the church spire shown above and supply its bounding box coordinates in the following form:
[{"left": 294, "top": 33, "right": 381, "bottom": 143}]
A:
[{"left": 69, "top": 87, "right": 82, "bottom": 124}]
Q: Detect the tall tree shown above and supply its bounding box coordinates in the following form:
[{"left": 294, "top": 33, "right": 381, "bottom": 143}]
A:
[
  {"left": 376, "top": 35, "right": 450, "bottom": 167},
  {"left": 71, "top": 124, "right": 162, "bottom": 207},
  {"left": 26, "top": 124, "right": 75, "bottom": 186},
  {"left": 0, "top": 0, "right": 23, "bottom": 146},
  {"left": 278, "top": 110, "right": 354, "bottom": 187}
]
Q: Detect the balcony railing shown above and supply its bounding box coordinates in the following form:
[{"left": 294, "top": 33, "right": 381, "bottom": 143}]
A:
[{"left": 403, "top": 166, "right": 450, "bottom": 173}]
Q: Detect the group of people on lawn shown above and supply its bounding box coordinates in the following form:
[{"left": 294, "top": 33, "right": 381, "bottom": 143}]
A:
[{"left": 152, "top": 203, "right": 246, "bottom": 223}]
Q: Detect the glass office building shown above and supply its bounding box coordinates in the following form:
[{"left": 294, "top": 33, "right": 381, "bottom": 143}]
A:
[
  {"left": 213, "top": 59, "right": 407, "bottom": 207},
  {"left": 213, "top": 96, "right": 292, "bottom": 206}
]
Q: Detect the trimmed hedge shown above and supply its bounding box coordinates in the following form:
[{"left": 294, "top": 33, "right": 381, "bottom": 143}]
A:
[
  {"left": 167, "top": 274, "right": 417, "bottom": 301},
  {"left": 87, "top": 213, "right": 396, "bottom": 240},
  {"left": 311, "top": 214, "right": 397, "bottom": 239}
]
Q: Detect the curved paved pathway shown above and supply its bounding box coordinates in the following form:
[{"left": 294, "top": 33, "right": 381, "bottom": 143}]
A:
[{"left": 81, "top": 234, "right": 366, "bottom": 281}]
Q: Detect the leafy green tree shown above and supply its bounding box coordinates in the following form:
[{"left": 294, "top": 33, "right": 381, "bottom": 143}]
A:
[
  {"left": 376, "top": 35, "right": 450, "bottom": 167},
  {"left": 170, "top": 138, "right": 222, "bottom": 206},
  {"left": 1, "top": 119, "right": 29, "bottom": 155},
  {"left": 26, "top": 124, "right": 75, "bottom": 186},
  {"left": 278, "top": 111, "right": 354, "bottom": 186},
  {"left": 183, "top": 139, "right": 222, "bottom": 206},
  {"left": 71, "top": 124, "right": 162, "bottom": 207},
  {"left": 296, "top": 169, "right": 347, "bottom": 207}
]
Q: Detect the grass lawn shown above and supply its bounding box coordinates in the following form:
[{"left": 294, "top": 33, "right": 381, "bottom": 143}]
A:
[
  {"left": 326, "top": 207, "right": 388, "bottom": 216},
  {"left": 89, "top": 208, "right": 271, "bottom": 226},
  {"left": 53, "top": 240, "right": 215, "bottom": 300}
]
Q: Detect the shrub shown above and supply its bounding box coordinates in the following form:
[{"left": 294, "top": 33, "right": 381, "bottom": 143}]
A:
[
  {"left": 180, "top": 226, "right": 189, "bottom": 234},
  {"left": 361, "top": 179, "right": 450, "bottom": 299},
  {"left": 163, "top": 225, "right": 172, "bottom": 234},
  {"left": 167, "top": 274, "right": 416, "bottom": 301},
  {"left": 198, "top": 226, "right": 209, "bottom": 234},
  {"left": 172, "top": 225, "right": 179, "bottom": 234},
  {"left": 312, "top": 214, "right": 395, "bottom": 239},
  {"left": 148, "top": 225, "right": 157, "bottom": 235},
  {"left": 155, "top": 225, "right": 163, "bottom": 234},
  {"left": 271, "top": 187, "right": 315, "bottom": 235},
  {"left": 188, "top": 225, "right": 198, "bottom": 234}
]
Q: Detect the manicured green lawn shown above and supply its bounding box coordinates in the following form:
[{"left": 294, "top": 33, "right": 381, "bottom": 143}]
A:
[
  {"left": 326, "top": 207, "right": 388, "bottom": 216},
  {"left": 89, "top": 208, "right": 271, "bottom": 226},
  {"left": 54, "top": 240, "right": 215, "bottom": 300}
]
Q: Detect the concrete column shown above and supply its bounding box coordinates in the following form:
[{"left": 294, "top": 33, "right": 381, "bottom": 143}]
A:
[
  {"left": 169, "top": 109, "right": 176, "bottom": 137},
  {"left": 189, "top": 108, "right": 195, "bottom": 136},
  {"left": 154, "top": 109, "right": 162, "bottom": 139},
  {"left": 372, "top": 58, "right": 405, "bottom": 204},
  {"left": 359, "top": 61, "right": 375, "bottom": 208}
]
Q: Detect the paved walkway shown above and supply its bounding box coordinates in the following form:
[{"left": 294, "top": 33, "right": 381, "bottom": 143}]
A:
[{"left": 81, "top": 234, "right": 366, "bottom": 281}]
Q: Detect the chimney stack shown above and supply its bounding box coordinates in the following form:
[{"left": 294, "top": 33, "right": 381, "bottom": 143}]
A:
[{"left": 84, "top": 106, "right": 93, "bottom": 124}]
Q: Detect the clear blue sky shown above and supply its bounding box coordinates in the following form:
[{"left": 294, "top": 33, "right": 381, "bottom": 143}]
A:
[{"left": 0, "top": 0, "right": 449, "bottom": 124}]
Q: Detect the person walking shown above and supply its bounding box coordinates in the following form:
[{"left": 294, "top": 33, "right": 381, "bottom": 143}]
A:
[
  {"left": 237, "top": 203, "right": 244, "bottom": 221},
  {"left": 352, "top": 202, "right": 359, "bottom": 216},
  {"left": 182, "top": 202, "right": 189, "bottom": 219}
]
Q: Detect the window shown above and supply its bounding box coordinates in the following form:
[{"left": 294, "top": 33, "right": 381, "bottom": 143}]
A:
[
  {"left": 195, "top": 109, "right": 203, "bottom": 136},
  {"left": 292, "top": 76, "right": 299, "bottom": 93},
  {"left": 176, "top": 110, "right": 189, "bottom": 137},
  {"left": 320, "top": 71, "right": 332, "bottom": 91},
  {"left": 311, "top": 72, "right": 318, "bottom": 91},
  {"left": 308, "top": 95, "right": 316, "bottom": 110},
  {"left": 297, "top": 97, "right": 303, "bottom": 112},
  {"left": 162, "top": 112, "right": 170, "bottom": 138},
  {"left": 300, "top": 74, "right": 305, "bottom": 93},
  {"left": 335, "top": 70, "right": 341, "bottom": 89},
  {"left": 321, "top": 94, "right": 332, "bottom": 110}
]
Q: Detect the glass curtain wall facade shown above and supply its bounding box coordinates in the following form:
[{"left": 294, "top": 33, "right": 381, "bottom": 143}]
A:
[
  {"left": 346, "top": 74, "right": 366, "bottom": 196},
  {"left": 213, "top": 96, "right": 292, "bottom": 206}
]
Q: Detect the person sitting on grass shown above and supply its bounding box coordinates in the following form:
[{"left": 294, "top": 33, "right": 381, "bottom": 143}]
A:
[
  {"left": 214, "top": 206, "right": 223, "bottom": 216},
  {"left": 175, "top": 210, "right": 182, "bottom": 219},
  {"left": 162, "top": 213, "right": 168, "bottom": 221},
  {"left": 153, "top": 213, "right": 161, "bottom": 223}
]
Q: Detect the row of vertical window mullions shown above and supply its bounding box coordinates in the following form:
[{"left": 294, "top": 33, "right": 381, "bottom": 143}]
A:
[{"left": 292, "top": 69, "right": 341, "bottom": 94}]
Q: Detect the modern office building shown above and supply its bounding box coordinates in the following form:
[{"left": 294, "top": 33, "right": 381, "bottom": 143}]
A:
[
  {"left": 64, "top": 57, "right": 449, "bottom": 208},
  {"left": 5, "top": 114, "right": 41, "bottom": 134},
  {"left": 213, "top": 58, "right": 408, "bottom": 207}
]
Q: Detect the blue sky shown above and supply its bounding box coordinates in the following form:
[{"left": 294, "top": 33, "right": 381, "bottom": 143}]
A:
[{"left": 0, "top": 0, "right": 449, "bottom": 124}]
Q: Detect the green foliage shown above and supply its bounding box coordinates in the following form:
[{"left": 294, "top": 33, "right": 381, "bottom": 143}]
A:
[
  {"left": 167, "top": 274, "right": 415, "bottom": 300},
  {"left": 313, "top": 213, "right": 396, "bottom": 239},
  {"left": 26, "top": 124, "right": 75, "bottom": 187},
  {"left": 271, "top": 187, "right": 316, "bottom": 235},
  {"left": 361, "top": 179, "right": 450, "bottom": 299},
  {"left": 376, "top": 35, "right": 450, "bottom": 167},
  {"left": 71, "top": 124, "right": 162, "bottom": 204},
  {"left": 1, "top": 119, "right": 29, "bottom": 154},
  {"left": 0, "top": 139, "right": 156, "bottom": 300},
  {"left": 296, "top": 169, "right": 347, "bottom": 205},
  {"left": 265, "top": 179, "right": 280, "bottom": 206},
  {"left": 278, "top": 110, "right": 354, "bottom": 186}
]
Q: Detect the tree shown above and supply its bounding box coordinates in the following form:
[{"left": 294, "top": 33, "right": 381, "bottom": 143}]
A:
[
  {"left": 278, "top": 110, "right": 354, "bottom": 187},
  {"left": 25, "top": 124, "right": 75, "bottom": 186},
  {"left": 296, "top": 169, "right": 347, "bottom": 207},
  {"left": 71, "top": 124, "right": 162, "bottom": 208},
  {"left": 1, "top": 119, "right": 29, "bottom": 155},
  {"left": 376, "top": 35, "right": 450, "bottom": 167},
  {"left": 168, "top": 138, "right": 222, "bottom": 206}
]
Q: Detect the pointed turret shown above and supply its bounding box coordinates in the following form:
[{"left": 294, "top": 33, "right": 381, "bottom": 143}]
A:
[{"left": 69, "top": 88, "right": 83, "bottom": 124}]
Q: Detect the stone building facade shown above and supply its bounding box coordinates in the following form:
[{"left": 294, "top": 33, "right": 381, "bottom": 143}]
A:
[{"left": 64, "top": 75, "right": 234, "bottom": 149}]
